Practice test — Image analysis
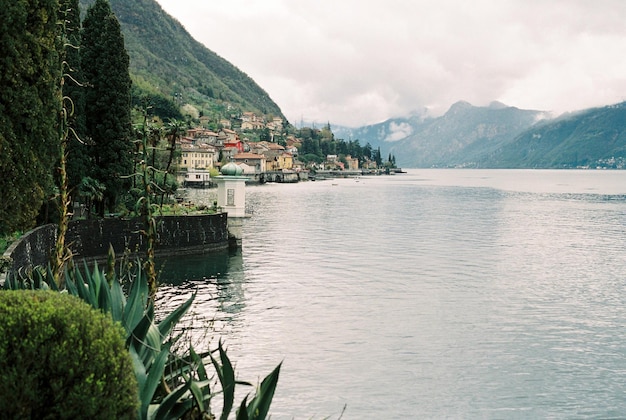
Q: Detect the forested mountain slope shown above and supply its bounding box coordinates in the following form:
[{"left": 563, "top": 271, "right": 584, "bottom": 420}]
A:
[
  {"left": 335, "top": 101, "right": 626, "bottom": 169},
  {"left": 481, "top": 102, "right": 626, "bottom": 168},
  {"left": 79, "top": 0, "right": 284, "bottom": 119}
]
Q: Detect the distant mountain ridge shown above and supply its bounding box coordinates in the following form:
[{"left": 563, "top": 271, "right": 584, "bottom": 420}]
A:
[
  {"left": 79, "top": 0, "right": 625, "bottom": 169},
  {"left": 79, "top": 0, "right": 284, "bottom": 119},
  {"left": 333, "top": 101, "right": 548, "bottom": 167},
  {"left": 390, "top": 101, "right": 548, "bottom": 167},
  {"left": 334, "top": 101, "right": 626, "bottom": 169},
  {"left": 482, "top": 102, "right": 626, "bottom": 168}
]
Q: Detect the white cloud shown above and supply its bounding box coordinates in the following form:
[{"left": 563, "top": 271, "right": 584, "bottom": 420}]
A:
[
  {"left": 156, "top": 0, "right": 626, "bottom": 126},
  {"left": 384, "top": 122, "right": 415, "bottom": 142}
]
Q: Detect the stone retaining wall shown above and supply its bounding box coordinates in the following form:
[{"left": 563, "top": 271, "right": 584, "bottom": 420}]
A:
[{"left": 4, "top": 214, "right": 230, "bottom": 275}]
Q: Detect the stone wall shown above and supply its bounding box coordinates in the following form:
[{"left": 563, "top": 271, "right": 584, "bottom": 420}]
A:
[{"left": 4, "top": 214, "right": 230, "bottom": 275}]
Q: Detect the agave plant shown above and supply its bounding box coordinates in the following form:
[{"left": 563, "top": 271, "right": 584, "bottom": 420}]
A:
[{"left": 4, "top": 257, "right": 281, "bottom": 419}]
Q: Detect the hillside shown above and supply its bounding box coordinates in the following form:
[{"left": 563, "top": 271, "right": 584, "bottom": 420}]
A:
[
  {"left": 334, "top": 101, "right": 626, "bottom": 169},
  {"left": 390, "top": 101, "right": 547, "bottom": 167},
  {"left": 481, "top": 102, "right": 626, "bottom": 168},
  {"left": 335, "top": 102, "right": 547, "bottom": 168},
  {"left": 76, "top": 1, "right": 625, "bottom": 169},
  {"left": 79, "top": 0, "right": 284, "bottom": 120}
]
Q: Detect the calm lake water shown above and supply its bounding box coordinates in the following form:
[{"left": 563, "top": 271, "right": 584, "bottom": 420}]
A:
[{"left": 157, "top": 169, "right": 626, "bottom": 419}]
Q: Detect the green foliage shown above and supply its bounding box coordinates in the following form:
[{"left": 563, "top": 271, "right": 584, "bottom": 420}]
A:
[
  {"left": 130, "top": 115, "right": 184, "bottom": 216},
  {"left": 209, "top": 167, "right": 222, "bottom": 178},
  {"left": 82, "top": 0, "right": 134, "bottom": 214},
  {"left": 0, "top": 231, "right": 23, "bottom": 255},
  {"left": 0, "top": 0, "right": 62, "bottom": 234},
  {"left": 5, "top": 257, "right": 282, "bottom": 420},
  {"left": 240, "top": 362, "right": 282, "bottom": 420},
  {"left": 297, "top": 126, "right": 379, "bottom": 165},
  {"left": 133, "top": 87, "right": 183, "bottom": 121},
  {"left": 0, "top": 290, "right": 138, "bottom": 418},
  {"left": 78, "top": 0, "right": 284, "bottom": 121},
  {"left": 301, "top": 153, "right": 324, "bottom": 165},
  {"left": 79, "top": 176, "right": 106, "bottom": 218}
]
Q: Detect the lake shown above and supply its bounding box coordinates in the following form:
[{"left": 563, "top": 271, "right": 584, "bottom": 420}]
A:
[{"left": 157, "top": 169, "right": 626, "bottom": 419}]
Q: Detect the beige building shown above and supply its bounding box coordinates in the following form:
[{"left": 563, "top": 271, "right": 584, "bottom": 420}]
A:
[
  {"left": 346, "top": 155, "right": 359, "bottom": 170},
  {"left": 221, "top": 128, "right": 238, "bottom": 142},
  {"left": 268, "top": 152, "right": 294, "bottom": 171},
  {"left": 233, "top": 152, "right": 267, "bottom": 173},
  {"left": 179, "top": 143, "right": 217, "bottom": 171},
  {"left": 241, "top": 120, "right": 265, "bottom": 130}
]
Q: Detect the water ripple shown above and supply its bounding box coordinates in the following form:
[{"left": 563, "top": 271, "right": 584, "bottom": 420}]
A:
[{"left": 159, "top": 170, "right": 626, "bottom": 419}]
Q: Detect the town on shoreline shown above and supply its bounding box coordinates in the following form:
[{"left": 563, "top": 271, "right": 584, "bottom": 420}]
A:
[{"left": 177, "top": 112, "right": 400, "bottom": 188}]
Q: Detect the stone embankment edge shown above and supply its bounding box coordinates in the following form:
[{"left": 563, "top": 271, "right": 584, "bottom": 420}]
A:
[{"left": 2, "top": 213, "right": 233, "bottom": 279}]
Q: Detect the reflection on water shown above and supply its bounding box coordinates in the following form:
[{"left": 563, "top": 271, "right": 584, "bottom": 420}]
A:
[
  {"left": 158, "top": 250, "right": 232, "bottom": 286},
  {"left": 155, "top": 169, "right": 626, "bottom": 419},
  {"left": 156, "top": 249, "right": 246, "bottom": 337}
]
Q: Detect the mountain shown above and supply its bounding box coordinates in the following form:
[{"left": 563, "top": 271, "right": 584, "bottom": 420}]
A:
[
  {"left": 389, "top": 101, "right": 548, "bottom": 167},
  {"left": 481, "top": 102, "right": 626, "bottom": 168},
  {"left": 336, "top": 101, "right": 626, "bottom": 169},
  {"left": 79, "top": 0, "right": 284, "bottom": 119},
  {"left": 334, "top": 101, "right": 547, "bottom": 168},
  {"left": 332, "top": 111, "right": 429, "bottom": 148},
  {"left": 77, "top": 1, "right": 626, "bottom": 169}
]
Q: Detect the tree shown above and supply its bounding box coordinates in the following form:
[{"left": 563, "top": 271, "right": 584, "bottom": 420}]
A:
[
  {"left": 0, "top": 0, "right": 62, "bottom": 234},
  {"left": 363, "top": 142, "right": 373, "bottom": 163},
  {"left": 374, "top": 146, "right": 382, "bottom": 166},
  {"left": 260, "top": 127, "right": 271, "bottom": 141},
  {"left": 81, "top": 0, "right": 133, "bottom": 215},
  {"left": 61, "top": 0, "right": 89, "bottom": 197},
  {"left": 321, "top": 122, "right": 334, "bottom": 141},
  {"left": 132, "top": 88, "right": 183, "bottom": 121}
]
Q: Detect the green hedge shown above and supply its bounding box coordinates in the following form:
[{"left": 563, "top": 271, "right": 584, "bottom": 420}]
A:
[{"left": 0, "top": 290, "right": 138, "bottom": 419}]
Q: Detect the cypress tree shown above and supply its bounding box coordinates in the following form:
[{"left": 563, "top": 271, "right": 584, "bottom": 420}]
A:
[
  {"left": 0, "top": 0, "right": 62, "bottom": 234},
  {"left": 81, "top": 0, "right": 132, "bottom": 215},
  {"left": 375, "top": 146, "right": 382, "bottom": 166},
  {"left": 61, "top": 0, "right": 88, "bottom": 196}
]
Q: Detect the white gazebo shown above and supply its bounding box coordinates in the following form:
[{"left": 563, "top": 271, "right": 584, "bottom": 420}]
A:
[{"left": 214, "top": 162, "right": 249, "bottom": 247}]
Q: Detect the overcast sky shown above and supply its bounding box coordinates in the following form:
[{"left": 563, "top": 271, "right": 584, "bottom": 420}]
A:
[{"left": 155, "top": 0, "right": 626, "bottom": 127}]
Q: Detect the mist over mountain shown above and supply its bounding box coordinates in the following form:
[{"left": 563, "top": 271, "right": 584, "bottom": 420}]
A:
[
  {"left": 334, "top": 101, "right": 626, "bottom": 169},
  {"left": 481, "top": 102, "right": 626, "bottom": 168},
  {"left": 79, "top": 0, "right": 626, "bottom": 169},
  {"left": 389, "top": 101, "right": 549, "bottom": 168},
  {"left": 334, "top": 101, "right": 548, "bottom": 167}
]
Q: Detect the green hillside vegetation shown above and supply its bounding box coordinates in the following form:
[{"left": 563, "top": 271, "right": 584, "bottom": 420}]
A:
[
  {"left": 483, "top": 103, "right": 626, "bottom": 168},
  {"left": 296, "top": 124, "right": 385, "bottom": 167},
  {"left": 79, "top": 0, "right": 284, "bottom": 122}
]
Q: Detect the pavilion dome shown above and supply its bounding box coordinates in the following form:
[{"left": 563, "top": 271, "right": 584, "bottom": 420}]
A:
[{"left": 221, "top": 161, "right": 243, "bottom": 176}]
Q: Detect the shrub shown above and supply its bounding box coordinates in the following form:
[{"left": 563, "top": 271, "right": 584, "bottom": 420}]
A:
[{"left": 0, "top": 290, "right": 138, "bottom": 419}]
